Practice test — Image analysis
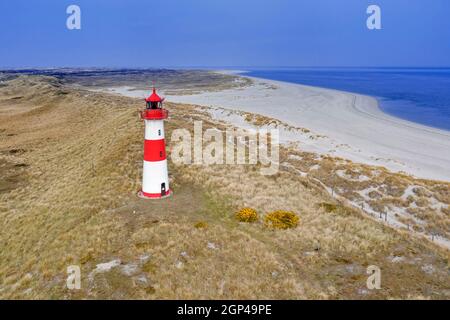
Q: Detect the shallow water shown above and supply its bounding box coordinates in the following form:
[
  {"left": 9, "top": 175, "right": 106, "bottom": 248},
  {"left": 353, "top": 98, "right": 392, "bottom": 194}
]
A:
[{"left": 245, "top": 68, "right": 450, "bottom": 131}]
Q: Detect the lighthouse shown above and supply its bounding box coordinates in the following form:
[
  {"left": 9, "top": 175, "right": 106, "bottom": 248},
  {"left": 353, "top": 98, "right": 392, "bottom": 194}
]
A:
[{"left": 138, "top": 87, "right": 171, "bottom": 199}]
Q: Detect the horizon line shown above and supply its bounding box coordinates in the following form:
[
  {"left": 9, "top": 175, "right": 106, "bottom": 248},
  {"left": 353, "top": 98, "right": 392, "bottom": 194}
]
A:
[{"left": 2, "top": 66, "right": 450, "bottom": 71}]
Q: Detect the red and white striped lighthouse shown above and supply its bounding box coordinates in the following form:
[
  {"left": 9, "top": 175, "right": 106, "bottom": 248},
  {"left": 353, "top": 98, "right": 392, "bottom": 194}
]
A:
[{"left": 138, "top": 87, "right": 171, "bottom": 199}]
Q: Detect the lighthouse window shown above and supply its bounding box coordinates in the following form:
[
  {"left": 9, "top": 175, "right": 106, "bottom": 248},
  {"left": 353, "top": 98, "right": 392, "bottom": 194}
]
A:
[
  {"left": 158, "top": 129, "right": 161, "bottom": 136},
  {"left": 160, "top": 151, "right": 163, "bottom": 158}
]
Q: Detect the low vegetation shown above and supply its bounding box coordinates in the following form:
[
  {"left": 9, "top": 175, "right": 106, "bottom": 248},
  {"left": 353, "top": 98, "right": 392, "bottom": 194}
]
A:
[
  {"left": 235, "top": 208, "right": 258, "bottom": 223},
  {"left": 194, "top": 221, "right": 208, "bottom": 229},
  {"left": 264, "top": 210, "right": 299, "bottom": 229}
]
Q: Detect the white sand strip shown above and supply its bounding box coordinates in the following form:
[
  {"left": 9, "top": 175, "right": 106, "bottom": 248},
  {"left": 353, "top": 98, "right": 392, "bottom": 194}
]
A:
[{"left": 103, "top": 76, "right": 450, "bottom": 182}]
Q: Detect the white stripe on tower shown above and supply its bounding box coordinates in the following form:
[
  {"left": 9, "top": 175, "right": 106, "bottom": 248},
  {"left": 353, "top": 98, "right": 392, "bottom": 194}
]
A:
[
  {"left": 144, "top": 119, "right": 165, "bottom": 140},
  {"left": 142, "top": 159, "right": 169, "bottom": 194}
]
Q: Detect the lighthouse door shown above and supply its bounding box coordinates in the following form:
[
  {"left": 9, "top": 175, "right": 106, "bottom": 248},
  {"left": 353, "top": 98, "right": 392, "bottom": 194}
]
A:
[{"left": 161, "top": 183, "right": 166, "bottom": 196}]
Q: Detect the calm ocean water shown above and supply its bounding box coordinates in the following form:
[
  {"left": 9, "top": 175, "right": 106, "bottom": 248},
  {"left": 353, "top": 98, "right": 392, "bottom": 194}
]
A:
[{"left": 245, "top": 68, "right": 450, "bottom": 131}]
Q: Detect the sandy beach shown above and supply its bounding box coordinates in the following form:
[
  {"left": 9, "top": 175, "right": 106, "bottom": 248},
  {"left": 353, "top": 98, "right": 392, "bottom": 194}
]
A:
[{"left": 107, "top": 74, "right": 450, "bottom": 182}]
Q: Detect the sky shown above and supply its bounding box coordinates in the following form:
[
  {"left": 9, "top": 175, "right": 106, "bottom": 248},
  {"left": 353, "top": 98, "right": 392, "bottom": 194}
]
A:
[{"left": 0, "top": 0, "right": 450, "bottom": 68}]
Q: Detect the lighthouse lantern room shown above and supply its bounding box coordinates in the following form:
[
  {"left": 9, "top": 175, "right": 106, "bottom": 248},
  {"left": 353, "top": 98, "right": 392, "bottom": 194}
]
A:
[{"left": 138, "top": 87, "right": 171, "bottom": 199}]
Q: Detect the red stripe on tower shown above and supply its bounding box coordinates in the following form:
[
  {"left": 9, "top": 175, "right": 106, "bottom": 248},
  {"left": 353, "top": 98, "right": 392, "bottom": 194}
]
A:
[
  {"left": 140, "top": 190, "right": 172, "bottom": 198},
  {"left": 144, "top": 139, "right": 166, "bottom": 162}
]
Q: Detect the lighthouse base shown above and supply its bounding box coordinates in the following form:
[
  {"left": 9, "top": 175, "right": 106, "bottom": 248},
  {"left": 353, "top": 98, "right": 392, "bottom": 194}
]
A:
[{"left": 138, "top": 189, "right": 172, "bottom": 200}]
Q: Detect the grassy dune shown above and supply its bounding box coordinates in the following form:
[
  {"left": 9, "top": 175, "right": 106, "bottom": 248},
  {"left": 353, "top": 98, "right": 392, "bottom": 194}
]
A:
[
  {"left": 201, "top": 106, "right": 450, "bottom": 246},
  {"left": 0, "top": 75, "right": 449, "bottom": 299}
]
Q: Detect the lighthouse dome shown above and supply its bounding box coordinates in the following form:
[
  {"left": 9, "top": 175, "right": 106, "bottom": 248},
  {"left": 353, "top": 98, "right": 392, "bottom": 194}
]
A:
[{"left": 145, "top": 88, "right": 163, "bottom": 103}]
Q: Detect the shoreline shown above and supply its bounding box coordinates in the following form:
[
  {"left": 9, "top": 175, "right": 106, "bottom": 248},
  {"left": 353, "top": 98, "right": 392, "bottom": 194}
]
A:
[
  {"left": 98, "top": 74, "right": 450, "bottom": 182},
  {"left": 229, "top": 70, "right": 450, "bottom": 133}
]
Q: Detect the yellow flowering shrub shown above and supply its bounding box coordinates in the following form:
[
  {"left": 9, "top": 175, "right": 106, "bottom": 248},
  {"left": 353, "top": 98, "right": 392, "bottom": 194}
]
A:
[
  {"left": 264, "top": 210, "right": 299, "bottom": 229},
  {"left": 235, "top": 207, "right": 259, "bottom": 223}
]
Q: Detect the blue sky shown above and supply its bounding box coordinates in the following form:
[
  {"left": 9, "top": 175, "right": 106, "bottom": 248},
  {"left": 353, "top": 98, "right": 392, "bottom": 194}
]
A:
[{"left": 1, "top": 0, "right": 449, "bottom": 68}]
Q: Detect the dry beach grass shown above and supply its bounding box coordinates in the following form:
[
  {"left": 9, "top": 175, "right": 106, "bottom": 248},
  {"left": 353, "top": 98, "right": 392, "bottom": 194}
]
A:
[{"left": 0, "top": 75, "right": 449, "bottom": 299}]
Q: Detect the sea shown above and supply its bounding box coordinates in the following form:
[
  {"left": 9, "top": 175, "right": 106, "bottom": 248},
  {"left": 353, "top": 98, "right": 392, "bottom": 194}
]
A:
[{"left": 244, "top": 68, "right": 450, "bottom": 131}]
